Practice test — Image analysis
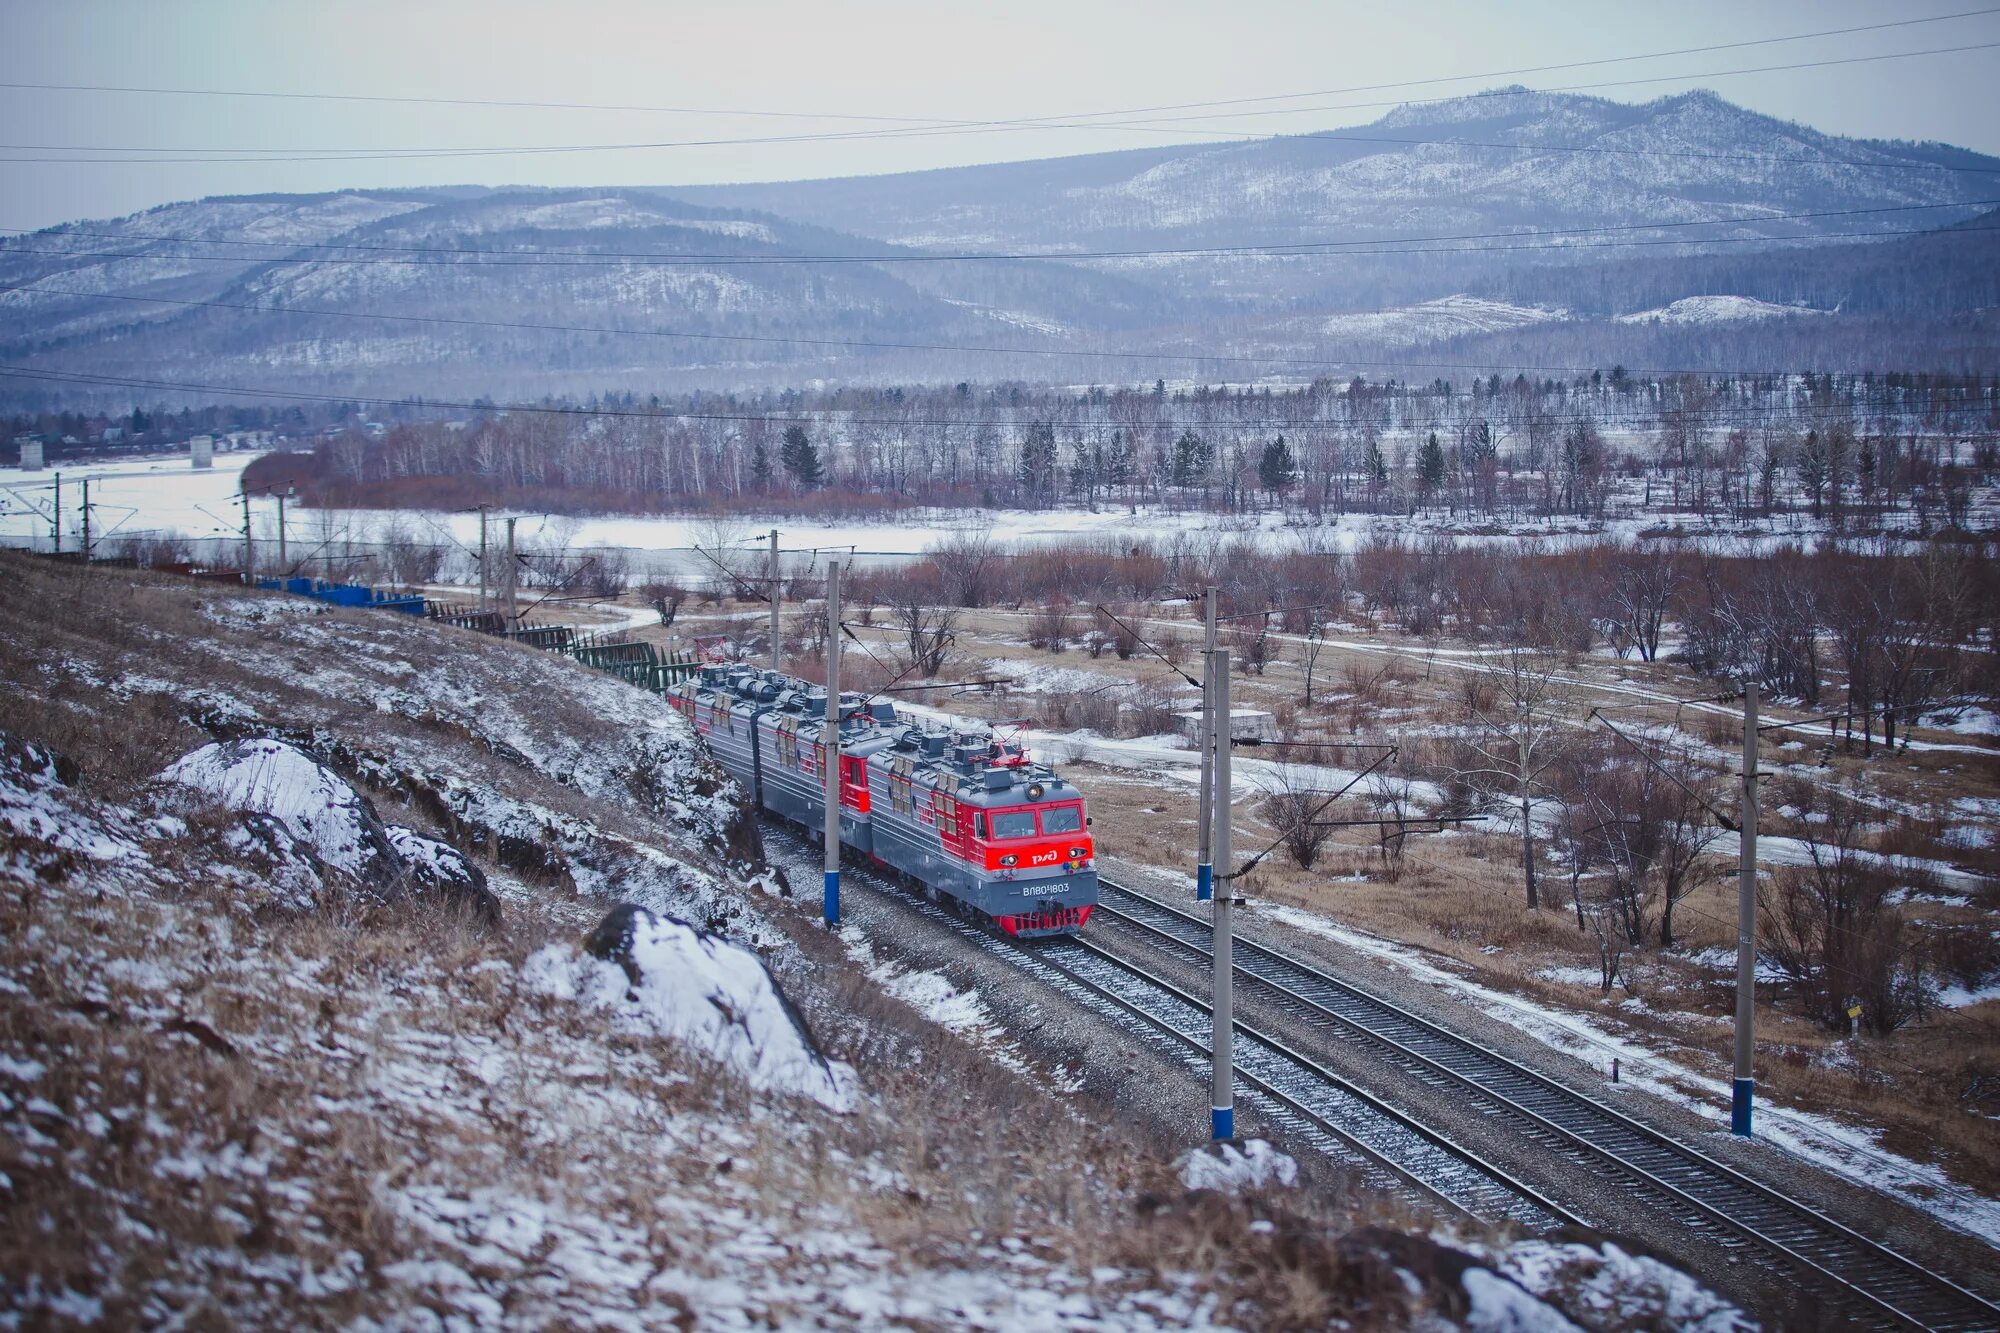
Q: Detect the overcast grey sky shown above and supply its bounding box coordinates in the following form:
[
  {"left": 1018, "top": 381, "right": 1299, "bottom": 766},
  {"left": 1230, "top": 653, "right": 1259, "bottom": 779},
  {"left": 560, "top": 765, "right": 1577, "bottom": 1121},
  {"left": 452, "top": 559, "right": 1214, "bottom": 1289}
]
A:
[{"left": 4, "top": 0, "right": 1999, "bottom": 231}]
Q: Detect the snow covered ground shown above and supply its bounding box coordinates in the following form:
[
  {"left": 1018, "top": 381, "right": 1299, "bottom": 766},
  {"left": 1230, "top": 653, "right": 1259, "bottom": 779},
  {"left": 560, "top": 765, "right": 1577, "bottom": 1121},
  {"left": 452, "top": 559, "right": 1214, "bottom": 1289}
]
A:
[
  {"left": 1250, "top": 900, "right": 2000, "bottom": 1247},
  {"left": 1614, "top": 295, "right": 1820, "bottom": 326}
]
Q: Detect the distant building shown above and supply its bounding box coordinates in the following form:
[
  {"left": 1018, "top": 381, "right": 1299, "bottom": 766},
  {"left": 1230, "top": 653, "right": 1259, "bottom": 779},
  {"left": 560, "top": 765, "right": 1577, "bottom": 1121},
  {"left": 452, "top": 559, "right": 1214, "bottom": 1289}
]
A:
[
  {"left": 1174, "top": 707, "right": 1279, "bottom": 744},
  {"left": 15, "top": 437, "right": 44, "bottom": 470},
  {"left": 101, "top": 426, "right": 124, "bottom": 444},
  {"left": 190, "top": 435, "right": 214, "bottom": 469}
]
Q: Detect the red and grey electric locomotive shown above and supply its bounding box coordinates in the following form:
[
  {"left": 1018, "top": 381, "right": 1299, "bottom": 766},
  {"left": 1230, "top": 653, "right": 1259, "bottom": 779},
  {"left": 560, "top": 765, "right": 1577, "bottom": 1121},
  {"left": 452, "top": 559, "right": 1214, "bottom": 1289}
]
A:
[{"left": 669, "top": 666, "right": 1097, "bottom": 936}]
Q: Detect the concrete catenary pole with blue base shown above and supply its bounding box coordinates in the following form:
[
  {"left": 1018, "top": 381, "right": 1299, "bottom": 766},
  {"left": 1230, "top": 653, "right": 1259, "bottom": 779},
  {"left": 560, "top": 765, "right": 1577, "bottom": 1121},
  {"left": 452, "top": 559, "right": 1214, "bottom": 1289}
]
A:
[
  {"left": 769, "top": 529, "right": 782, "bottom": 673},
  {"left": 823, "top": 557, "right": 842, "bottom": 928},
  {"left": 1196, "top": 587, "right": 1218, "bottom": 902},
  {"left": 1734, "top": 679, "right": 1759, "bottom": 1135},
  {"left": 1210, "top": 645, "right": 1235, "bottom": 1140}
]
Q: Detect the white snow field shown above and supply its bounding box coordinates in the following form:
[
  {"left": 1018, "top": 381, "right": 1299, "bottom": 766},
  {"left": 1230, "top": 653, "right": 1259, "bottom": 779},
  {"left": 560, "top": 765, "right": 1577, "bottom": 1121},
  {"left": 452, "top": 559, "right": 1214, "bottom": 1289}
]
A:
[{"left": 1615, "top": 295, "right": 1820, "bottom": 325}]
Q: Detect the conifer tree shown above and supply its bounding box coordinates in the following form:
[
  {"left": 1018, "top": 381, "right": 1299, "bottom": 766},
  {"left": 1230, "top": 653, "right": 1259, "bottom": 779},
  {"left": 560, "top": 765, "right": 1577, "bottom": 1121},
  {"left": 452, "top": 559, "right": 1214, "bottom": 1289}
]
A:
[
  {"left": 780, "top": 424, "right": 823, "bottom": 488},
  {"left": 1258, "top": 435, "right": 1296, "bottom": 501},
  {"left": 1418, "top": 431, "right": 1447, "bottom": 505}
]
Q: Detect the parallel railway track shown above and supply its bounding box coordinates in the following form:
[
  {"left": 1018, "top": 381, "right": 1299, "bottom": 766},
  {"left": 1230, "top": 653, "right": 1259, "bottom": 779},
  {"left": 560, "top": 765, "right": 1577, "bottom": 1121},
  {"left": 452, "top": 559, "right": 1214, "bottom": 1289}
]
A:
[{"left": 1093, "top": 878, "right": 2000, "bottom": 1333}]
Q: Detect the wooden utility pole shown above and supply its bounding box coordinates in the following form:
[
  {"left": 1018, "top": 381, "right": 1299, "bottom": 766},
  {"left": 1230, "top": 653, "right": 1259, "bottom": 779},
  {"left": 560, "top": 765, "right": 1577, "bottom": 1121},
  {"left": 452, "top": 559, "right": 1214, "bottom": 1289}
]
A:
[
  {"left": 274, "top": 490, "right": 288, "bottom": 577},
  {"left": 504, "top": 517, "right": 519, "bottom": 630},
  {"left": 1519, "top": 718, "right": 1538, "bottom": 910},
  {"left": 1734, "top": 680, "right": 1759, "bottom": 1137},
  {"left": 768, "top": 528, "right": 782, "bottom": 672},
  {"left": 240, "top": 488, "right": 254, "bottom": 584},
  {"left": 823, "top": 557, "right": 842, "bottom": 927},
  {"left": 1210, "top": 644, "right": 1235, "bottom": 1141},
  {"left": 79, "top": 478, "right": 91, "bottom": 561},
  {"left": 1197, "top": 586, "right": 1218, "bottom": 901},
  {"left": 477, "top": 506, "right": 490, "bottom": 608},
  {"left": 50, "top": 472, "right": 60, "bottom": 555}
]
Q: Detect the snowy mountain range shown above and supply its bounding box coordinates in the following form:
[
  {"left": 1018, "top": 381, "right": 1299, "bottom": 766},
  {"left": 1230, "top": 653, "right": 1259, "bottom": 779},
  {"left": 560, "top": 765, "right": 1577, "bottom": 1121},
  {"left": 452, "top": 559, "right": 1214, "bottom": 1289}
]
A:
[{"left": 2, "top": 88, "right": 1996, "bottom": 406}]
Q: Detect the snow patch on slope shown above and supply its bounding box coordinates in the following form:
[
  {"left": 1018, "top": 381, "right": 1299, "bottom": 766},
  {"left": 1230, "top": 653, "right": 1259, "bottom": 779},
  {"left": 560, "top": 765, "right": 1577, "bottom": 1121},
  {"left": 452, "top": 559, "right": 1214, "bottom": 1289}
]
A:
[
  {"left": 523, "top": 911, "right": 855, "bottom": 1111},
  {"left": 1178, "top": 1138, "right": 1298, "bottom": 1193},
  {"left": 159, "top": 738, "right": 397, "bottom": 884},
  {"left": 1615, "top": 295, "right": 1819, "bottom": 325},
  {"left": 1317, "top": 295, "right": 1568, "bottom": 343}
]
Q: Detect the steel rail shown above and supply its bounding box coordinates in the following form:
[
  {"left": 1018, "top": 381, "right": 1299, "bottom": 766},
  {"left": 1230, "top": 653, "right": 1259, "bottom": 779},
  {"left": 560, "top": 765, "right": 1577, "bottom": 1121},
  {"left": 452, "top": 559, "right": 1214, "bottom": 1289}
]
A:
[
  {"left": 759, "top": 817, "right": 1564, "bottom": 1228},
  {"left": 1035, "top": 935, "right": 1575, "bottom": 1229},
  {"left": 1096, "top": 878, "right": 2000, "bottom": 1333}
]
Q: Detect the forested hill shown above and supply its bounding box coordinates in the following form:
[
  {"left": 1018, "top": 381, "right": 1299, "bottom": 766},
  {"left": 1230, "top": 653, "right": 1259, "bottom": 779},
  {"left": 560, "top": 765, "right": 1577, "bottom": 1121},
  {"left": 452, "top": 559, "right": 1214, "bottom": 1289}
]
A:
[
  {"left": 1, "top": 89, "right": 1996, "bottom": 409},
  {"left": 673, "top": 87, "right": 2000, "bottom": 254}
]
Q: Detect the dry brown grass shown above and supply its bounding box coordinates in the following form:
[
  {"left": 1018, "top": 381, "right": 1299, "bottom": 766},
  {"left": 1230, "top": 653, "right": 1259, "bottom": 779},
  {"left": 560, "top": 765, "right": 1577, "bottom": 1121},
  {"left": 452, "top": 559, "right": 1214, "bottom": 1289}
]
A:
[
  {"left": 2, "top": 553, "right": 1556, "bottom": 1330},
  {"left": 1030, "top": 606, "right": 2000, "bottom": 1198}
]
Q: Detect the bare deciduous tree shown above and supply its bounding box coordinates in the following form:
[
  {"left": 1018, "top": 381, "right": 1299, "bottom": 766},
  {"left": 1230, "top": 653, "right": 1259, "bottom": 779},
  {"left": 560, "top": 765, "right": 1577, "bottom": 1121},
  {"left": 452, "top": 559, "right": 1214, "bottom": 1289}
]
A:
[
  {"left": 1257, "top": 765, "right": 1339, "bottom": 870},
  {"left": 1760, "top": 781, "right": 1931, "bottom": 1035},
  {"left": 886, "top": 587, "right": 959, "bottom": 678},
  {"left": 1453, "top": 650, "right": 1569, "bottom": 909}
]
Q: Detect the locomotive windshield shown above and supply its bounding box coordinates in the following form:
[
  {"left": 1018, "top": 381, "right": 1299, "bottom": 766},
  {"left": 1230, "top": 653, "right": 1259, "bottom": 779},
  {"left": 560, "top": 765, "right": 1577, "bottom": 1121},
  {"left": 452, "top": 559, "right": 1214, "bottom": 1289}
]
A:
[
  {"left": 989, "top": 811, "right": 1037, "bottom": 839},
  {"left": 1040, "top": 805, "right": 1083, "bottom": 834},
  {"left": 985, "top": 805, "right": 1084, "bottom": 839}
]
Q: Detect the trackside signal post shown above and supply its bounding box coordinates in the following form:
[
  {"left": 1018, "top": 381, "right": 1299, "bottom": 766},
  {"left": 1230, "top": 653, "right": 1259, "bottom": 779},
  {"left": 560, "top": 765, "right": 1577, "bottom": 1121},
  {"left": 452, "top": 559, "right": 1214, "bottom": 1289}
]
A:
[
  {"left": 1210, "top": 645, "right": 1235, "bottom": 1140},
  {"left": 1734, "top": 680, "right": 1759, "bottom": 1136},
  {"left": 823, "top": 558, "right": 842, "bottom": 928}
]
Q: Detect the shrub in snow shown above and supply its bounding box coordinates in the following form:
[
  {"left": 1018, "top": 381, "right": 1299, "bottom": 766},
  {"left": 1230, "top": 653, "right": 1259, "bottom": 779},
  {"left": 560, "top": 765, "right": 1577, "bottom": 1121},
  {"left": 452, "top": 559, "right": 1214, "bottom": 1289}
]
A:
[
  {"left": 1177, "top": 1138, "right": 1298, "bottom": 1194},
  {"left": 524, "top": 903, "right": 853, "bottom": 1111}
]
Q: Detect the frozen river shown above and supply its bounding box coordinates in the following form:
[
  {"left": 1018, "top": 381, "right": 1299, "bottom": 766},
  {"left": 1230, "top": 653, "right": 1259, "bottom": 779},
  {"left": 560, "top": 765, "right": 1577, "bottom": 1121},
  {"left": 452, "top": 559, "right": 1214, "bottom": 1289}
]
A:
[{"left": 0, "top": 448, "right": 1927, "bottom": 579}]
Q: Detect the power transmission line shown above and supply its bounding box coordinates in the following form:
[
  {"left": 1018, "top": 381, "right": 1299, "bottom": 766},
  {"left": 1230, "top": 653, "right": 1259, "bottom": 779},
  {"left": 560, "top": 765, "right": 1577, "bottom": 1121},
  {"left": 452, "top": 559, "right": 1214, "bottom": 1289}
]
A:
[
  {"left": 4, "top": 7, "right": 1991, "bottom": 128},
  {"left": 5, "top": 27, "right": 1998, "bottom": 170}
]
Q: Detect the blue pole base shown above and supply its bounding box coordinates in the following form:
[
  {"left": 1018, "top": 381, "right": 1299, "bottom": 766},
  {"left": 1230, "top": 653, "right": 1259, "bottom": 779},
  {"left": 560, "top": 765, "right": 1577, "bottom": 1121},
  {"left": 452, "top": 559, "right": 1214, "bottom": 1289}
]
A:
[
  {"left": 1196, "top": 862, "right": 1213, "bottom": 902},
  {"left": 1731, "top": 1078, "right": 1753, "bottom": 1137},
  {"left": 823, "top": 870, "right": 840, "bottom": 927},
  {"left": 1211, "top": 1106, "right": 1234, "bottom": 1141}
]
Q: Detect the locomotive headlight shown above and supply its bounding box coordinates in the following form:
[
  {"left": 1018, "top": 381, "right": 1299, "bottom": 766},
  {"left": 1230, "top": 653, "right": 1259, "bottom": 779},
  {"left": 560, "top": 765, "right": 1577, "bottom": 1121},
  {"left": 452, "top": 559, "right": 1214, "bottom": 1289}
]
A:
[
  {"left": 998, "top": 854, "right": 1018, "bottom": 867},
  {"left": 1068, "top": 846, "right": 1087, "bottom": 858}
]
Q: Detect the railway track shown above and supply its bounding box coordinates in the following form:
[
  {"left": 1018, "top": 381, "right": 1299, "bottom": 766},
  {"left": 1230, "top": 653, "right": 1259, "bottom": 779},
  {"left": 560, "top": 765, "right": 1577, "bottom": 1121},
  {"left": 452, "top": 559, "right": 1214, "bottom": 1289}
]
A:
[
  {"left": 1031, "top": 934, "right": 1570, "bottom": 1230},
  {"left": 771, "top": 823, "right": 1570, "bottom": 1228},
  {"left": 1094, "top": 877, "right": 2000, "bottom": 1333}
]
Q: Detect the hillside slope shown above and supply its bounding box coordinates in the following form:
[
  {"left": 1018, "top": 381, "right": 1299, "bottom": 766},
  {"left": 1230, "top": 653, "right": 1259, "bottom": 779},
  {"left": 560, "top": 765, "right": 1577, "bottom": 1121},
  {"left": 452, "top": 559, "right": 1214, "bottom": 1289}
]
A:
[{"left": 0, "top": 555, "right": 1754, "bottom": 1329}]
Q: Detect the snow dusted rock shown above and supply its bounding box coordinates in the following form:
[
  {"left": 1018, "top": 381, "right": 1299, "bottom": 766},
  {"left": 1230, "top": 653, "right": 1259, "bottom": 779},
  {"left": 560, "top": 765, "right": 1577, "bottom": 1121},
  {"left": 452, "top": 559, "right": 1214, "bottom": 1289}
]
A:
[
  {"left": 1177, "top": 1138, "right": 1298, "bottom": 1194},
  {"left": 385, "top": 823, "right": 499, "bottom": 923},
  {"left": 524, "top": 903, "right": 854, "bottom": 1111},
  {"left": 1460, "top": 1267, "right": 1586, "bottom": 1333},
  {"left": 1495, "top": 1238, "right": 1751, "bottom": 1332},
  {"left": 159, "top": 738, "right": 501, "bottom": 919},
  {"left": 160, "top": 739, "right": 402, "bottom": 889}
]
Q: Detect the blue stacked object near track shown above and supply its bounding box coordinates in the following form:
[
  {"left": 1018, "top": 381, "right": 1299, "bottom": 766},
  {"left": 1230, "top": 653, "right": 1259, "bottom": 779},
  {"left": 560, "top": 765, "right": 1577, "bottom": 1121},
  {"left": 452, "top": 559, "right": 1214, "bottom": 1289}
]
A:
[{"left": 258, "top": 577, "right": 427, "bottom": 615}]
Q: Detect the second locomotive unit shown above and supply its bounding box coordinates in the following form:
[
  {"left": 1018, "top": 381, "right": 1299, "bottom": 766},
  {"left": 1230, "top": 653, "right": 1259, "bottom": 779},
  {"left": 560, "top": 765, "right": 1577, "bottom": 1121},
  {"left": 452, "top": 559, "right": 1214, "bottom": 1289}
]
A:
[{"left": 669, "top": 665, "right": 1097, "bottom": 936}]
